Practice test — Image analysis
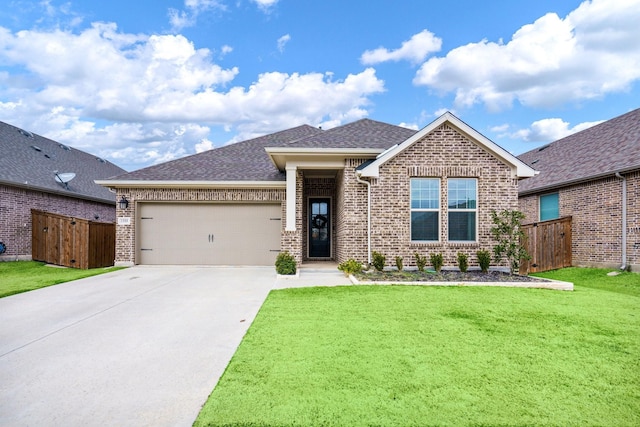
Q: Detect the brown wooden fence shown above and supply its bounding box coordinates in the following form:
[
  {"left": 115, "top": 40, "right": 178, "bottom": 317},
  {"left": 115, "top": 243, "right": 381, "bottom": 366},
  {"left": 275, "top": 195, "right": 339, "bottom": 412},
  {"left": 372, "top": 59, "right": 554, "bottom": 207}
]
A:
[
  {"left": 520, "top": 216, "right": 572, "bottom": 274},
  {"left": 32, "top": 210, "right": 115, "bottom": 269}
]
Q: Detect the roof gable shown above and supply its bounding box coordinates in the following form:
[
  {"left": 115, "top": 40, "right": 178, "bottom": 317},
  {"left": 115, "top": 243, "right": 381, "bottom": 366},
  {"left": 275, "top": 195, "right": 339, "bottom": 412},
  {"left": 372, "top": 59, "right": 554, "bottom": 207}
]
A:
[
  {"left": 0, "top": 121, "right": 126, "bottom": 203},
  {"left": 517, "top": 108, "right": 640, "bottom": 194},
  {"left": 358, "top": 112, "right": 537, "bottom": 179}
]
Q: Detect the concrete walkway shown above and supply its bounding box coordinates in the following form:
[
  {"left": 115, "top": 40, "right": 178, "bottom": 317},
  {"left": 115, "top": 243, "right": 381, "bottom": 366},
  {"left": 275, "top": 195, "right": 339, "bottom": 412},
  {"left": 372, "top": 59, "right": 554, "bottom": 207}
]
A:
[{"left": 0, "top": 266, "right": 278, "bottom": 427}]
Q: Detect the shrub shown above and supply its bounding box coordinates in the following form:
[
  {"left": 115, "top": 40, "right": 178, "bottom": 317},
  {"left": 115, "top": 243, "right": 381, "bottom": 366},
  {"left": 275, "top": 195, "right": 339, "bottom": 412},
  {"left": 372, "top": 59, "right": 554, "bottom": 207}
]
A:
[
  {"left": 457, "top": 252, "right": 468, "bottom": 273},
  {"left": 395, "top": 256, "right": 403, "bottom": 271},
  {"left": 430, "top": 253, "right": 444, "bottom": 273},
  {"left": 490, "top": 209, "right": 531, "bottom": 274},
  {"left": 477, "top": 250, "right": 491, "bottom": 273},
  {"left": 275, "top": 251, "right": 296, "bottom": 275},
  {"left": 372, "top": 251, "right": 386, "bottom": 272},
  {"left": 414, "top": 252, "right": 427, "bottom": 272},
  {"left": 338, "top": 259, "right": 363, "bottom": 276}
]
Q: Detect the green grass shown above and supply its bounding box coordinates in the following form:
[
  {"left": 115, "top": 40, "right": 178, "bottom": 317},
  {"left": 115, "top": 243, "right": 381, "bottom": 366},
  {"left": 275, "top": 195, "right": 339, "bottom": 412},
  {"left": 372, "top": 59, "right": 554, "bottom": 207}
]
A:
[
  {"left": 0, "top": 261, "right": 123, "bottom": 298},
  {"left": 196, "top": 268, "right": 640, "bottom": 426}
]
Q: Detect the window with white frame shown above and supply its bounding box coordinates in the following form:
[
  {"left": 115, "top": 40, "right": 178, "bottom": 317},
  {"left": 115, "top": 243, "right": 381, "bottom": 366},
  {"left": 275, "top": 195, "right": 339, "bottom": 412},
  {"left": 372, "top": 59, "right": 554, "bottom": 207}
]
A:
[
  {"left": 448, "top": 178, "right": 477, "bottom": 241},
  {"left": 410, "top": 178, "right": 440, "bottom": 241}
]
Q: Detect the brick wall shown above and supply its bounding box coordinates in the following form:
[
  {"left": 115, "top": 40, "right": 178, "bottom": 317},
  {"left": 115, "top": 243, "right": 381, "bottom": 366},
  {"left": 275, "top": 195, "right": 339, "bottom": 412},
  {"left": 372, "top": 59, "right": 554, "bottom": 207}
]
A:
[
  {"left": 115, "top": 187, "right": 288, "bottom": 265},
  {"left": 519, "top": 171, "right": 640, "bottom": 271},
  {"left": 0, "top": 184, "right": 115, "bottom": 260},
  {"left": 364, "top": 124, "right": 518, "bottom": 269},
  {"left": 335, "top": 159, "right": 369, "bottom": 264}
]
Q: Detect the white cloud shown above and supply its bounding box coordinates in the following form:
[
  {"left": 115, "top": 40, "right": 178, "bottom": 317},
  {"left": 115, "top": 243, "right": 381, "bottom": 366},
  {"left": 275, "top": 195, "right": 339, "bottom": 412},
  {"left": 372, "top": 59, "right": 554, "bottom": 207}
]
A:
[
  {"left": 414, "top": 0, "right": 640, "bottom": 111},
  {"left": 277, "top": 34, "right": 291, "bottom": 53},
  {"left": 0, "top": 23, "right": 385, "bottom": 170},
  {"left": 398, "top": 122, "right": 419, "bottom": 130},
  {"left": 251, "top": 0, "right": 279, "bottom": 13},
  {"left": 169, "top": 0, "right": 226, "bottom": 31},
  {"left": 361, "top": 30, "right": 442, "bottom": 65},
  {"left": 509, "top": 118, "right": 604, "bottom": 142}
]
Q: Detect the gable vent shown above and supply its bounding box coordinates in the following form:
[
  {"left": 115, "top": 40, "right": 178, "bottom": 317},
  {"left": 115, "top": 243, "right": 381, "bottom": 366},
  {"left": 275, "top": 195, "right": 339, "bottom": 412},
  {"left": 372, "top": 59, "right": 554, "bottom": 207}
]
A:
[{"left": 18, "top": 128, "right": 34, "bottom": 138}]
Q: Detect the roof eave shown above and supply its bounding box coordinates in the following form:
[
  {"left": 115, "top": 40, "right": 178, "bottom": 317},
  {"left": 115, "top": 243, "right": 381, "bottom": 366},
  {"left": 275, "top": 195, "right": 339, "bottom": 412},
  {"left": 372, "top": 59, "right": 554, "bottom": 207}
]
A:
[
  {"left": 264, "top": 147, "right": 383, "bottom": 171},
  {"left": 518, "top": 166, "right": 640, "bottom": 196},
  {"left": 94, "top": 179, "right": 286, "bottom": 189},
  {"left": 359, "top": 112, "right": 538, "bottom": 179},
  {"left": 1, "top": 179, "right": 116, "bottom": 205}
]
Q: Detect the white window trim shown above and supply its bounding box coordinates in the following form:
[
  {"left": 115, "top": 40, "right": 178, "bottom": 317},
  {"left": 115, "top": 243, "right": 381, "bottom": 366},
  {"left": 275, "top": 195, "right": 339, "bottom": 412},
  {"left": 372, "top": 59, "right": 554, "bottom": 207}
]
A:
[
  {"left": 447, "top": 178, "right": 478, "bottom": 243},
  {"left": 410, "top": 178, "right": 441, "bottom": 242}
]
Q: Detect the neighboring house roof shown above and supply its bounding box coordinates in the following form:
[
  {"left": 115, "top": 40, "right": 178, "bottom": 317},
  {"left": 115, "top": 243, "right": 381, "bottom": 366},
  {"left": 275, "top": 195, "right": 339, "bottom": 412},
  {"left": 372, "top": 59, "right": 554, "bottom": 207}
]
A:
[
  {"left": 103, "top": 125, "right": 323, "bottom": 186},
  {"left": 518, "top": 108, "right": 640, "bottom": 195},
  {"left": 358, "top": 112, "right": 537, "bottom": 179},
  {"left": 0, "top": 121, "right": 126, "bottom": 204}
]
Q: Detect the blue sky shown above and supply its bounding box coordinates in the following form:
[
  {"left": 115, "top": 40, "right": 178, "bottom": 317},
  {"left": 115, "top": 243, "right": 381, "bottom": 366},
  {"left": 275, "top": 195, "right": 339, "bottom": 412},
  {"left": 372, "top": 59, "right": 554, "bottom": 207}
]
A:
[{"left": 1, "top": 0, "right": 639, "bottom": 171}]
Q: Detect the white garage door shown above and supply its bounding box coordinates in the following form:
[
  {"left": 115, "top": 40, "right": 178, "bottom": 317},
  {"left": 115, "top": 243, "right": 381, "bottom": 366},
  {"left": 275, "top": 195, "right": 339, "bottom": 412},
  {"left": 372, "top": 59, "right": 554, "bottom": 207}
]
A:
[{"left": 137, "top": 203, "right": 282, "bottom": 265}]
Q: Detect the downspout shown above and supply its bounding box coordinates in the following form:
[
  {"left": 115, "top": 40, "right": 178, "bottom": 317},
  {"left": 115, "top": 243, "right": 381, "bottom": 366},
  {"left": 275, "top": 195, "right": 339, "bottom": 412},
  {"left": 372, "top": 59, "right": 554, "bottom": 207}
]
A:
[
  {"left": 615, "top": 172, "right": 627, "bottom": 270},
  {"left": 355, "top": 171, "right": 372, "bottom": 266}
]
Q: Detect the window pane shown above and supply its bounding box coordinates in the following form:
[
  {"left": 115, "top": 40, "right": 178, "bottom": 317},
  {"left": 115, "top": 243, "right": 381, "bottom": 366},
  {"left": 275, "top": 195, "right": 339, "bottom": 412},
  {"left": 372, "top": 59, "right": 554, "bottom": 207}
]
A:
[
  {"left": 448, "top": 178, "right": 476, "bottom": 209},
  {"left": 540, "top": 193, "right": 559, "bottom": 221},
  {"left": 448, "top": 211, "right": 476, "bottom": 241},
  {"left": 411, "top": 178, "right": 439, "bottom": 209},
  {"left": 411, "top": 211, "right": 438, "bottom": 241}
]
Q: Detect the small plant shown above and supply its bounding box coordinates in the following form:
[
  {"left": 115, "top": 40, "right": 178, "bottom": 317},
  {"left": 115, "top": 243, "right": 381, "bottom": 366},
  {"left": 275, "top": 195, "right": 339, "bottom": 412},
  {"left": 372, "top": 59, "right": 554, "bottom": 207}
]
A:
[
  {"left": 372, "top": 251, "right": 386, "bottom": 272},
  {"left": 477, "top": 250, "right": 491, "bottom": 273},
  {"left": 395, "top": 256, "right": 403, "bottom": 271},
  {"left": 414, "top": 252, "right": 427, "bottom": 272},
  {"left": 275, "top": 251, "right": 296, "bottom": 275},
  {"left": 430, "top": 253, "right": 444, "bottom": 273},
  {"left": 457, "top": 252, "right": 468, "bottom": 273},
  {"left": 338, "top": 259, "right": 363, "bottom": 276},
  {"left": 490, "top": 209, "right": 531, "bottom": 274}
]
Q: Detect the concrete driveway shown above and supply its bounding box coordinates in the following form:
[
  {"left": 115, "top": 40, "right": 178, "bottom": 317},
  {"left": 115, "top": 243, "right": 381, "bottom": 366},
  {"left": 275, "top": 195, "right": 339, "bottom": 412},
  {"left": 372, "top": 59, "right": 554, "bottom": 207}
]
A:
[{"left": 0, "top": 266, "right": 278, "bottom": 427}]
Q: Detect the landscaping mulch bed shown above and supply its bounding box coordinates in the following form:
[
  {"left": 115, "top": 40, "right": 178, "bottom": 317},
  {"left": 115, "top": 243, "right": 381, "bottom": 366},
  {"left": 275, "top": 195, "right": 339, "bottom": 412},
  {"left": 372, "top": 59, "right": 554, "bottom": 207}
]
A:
[{"left": 354, "top": 269, "right": 547, "bottom": 283}]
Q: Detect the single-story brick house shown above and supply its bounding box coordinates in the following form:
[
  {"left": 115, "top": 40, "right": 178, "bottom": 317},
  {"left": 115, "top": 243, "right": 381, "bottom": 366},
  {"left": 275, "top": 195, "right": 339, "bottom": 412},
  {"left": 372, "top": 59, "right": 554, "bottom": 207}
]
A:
[
  {"left": 518, "top": 108, "right": 640, "bottom": 272},
  {"left": 0, "top": 121, "right": 125, "bottom": 261},
  {"left": 98, "top": 112, "right": 536, "bottom": 268}
]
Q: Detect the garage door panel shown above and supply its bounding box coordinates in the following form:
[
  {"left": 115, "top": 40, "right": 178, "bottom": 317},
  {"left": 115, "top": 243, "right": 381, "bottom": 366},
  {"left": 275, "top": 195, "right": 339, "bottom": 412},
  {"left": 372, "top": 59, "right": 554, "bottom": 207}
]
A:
[{"left": 137, "top": 203, "right": 281, "bottom": 265}]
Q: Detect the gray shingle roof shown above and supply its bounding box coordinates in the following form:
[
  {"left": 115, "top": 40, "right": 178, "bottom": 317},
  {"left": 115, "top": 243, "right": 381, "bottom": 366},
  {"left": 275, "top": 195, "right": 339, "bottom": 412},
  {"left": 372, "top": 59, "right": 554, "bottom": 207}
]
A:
[
  {"left": 0, "top": 121, "right": 126, "bottom": 203},
  {"left": 517, "top": 108, "right": 640, "bottom": 194},
  {"left": 111, "top": 124, "right": 323, "bottom": 182},
  {"left": 284, "top": 118, "right": 417, "bottom": 149}
]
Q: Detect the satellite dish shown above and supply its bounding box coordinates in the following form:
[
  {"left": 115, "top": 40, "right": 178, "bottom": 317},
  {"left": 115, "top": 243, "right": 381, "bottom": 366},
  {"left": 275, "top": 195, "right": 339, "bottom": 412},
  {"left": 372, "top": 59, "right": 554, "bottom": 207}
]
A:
[{"left": 54, "top": 172, "right": 76, "bottom": 189}]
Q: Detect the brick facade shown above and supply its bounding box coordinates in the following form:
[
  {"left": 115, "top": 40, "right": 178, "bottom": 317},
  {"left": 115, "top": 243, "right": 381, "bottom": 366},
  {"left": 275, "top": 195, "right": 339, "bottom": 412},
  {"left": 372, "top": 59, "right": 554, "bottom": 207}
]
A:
[
  {"left": 0, "top": 184, "right": 115, "bottom": 261},
  {"left": 519, "top": 171, "right": 640, "bottom": 271},
  {"left": 111, "top": 125, "right": 526, "bottom": 269},
  {"left": 365, "top": 124, "right": 518, "bottom": 269}
]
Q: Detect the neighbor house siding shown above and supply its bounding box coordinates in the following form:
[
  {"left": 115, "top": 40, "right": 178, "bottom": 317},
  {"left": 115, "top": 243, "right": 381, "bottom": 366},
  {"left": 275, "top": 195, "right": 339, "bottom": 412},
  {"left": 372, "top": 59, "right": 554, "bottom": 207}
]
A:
[
  {"left": 367, "top": 124, "right": 518, "bottom": 268},
  {"left": 519, "top": 171, "right": 640, "bottom": 271},
  {"left": 115, "top": 187, "right": 286, "bottom": 266},
  {"left": 0, "top": 184, "right": 115, "bottom": 261}
]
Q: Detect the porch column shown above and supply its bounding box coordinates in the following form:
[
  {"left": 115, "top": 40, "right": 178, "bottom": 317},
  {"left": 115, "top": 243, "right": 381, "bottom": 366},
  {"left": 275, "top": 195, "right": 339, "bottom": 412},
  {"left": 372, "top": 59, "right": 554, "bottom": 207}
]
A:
[{"left": 286, "top": 165, "right": 297, "bottom": 231}]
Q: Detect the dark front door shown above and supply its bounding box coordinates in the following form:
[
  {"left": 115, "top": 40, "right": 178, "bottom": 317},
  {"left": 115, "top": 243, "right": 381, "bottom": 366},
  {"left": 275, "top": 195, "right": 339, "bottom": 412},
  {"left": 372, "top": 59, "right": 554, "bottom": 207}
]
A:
[{"left": 309, "top": 198, "right": 330, "bottom": 258}]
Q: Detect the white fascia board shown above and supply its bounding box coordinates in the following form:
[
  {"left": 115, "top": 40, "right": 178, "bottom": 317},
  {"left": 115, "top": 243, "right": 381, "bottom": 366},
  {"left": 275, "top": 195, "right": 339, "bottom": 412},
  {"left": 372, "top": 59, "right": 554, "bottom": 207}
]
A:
[
  {"left": 264, "top": 147, "right": 382, "bottom": 171},
  {"left": 94, "top": 180, "right": 286, "bottom": 189},
  {"left": 359, "top": 112, "right": 538, "bottom": 179}
]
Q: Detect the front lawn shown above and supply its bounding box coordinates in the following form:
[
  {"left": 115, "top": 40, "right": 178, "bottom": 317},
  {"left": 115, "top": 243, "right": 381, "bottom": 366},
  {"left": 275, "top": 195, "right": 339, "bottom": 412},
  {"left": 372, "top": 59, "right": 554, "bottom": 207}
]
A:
[
  {"left": 0, "top": 261, "right": 123, "bottom": 298},
  {"left": 195, "top": 268, "right": 640, "bottom": 426}
]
